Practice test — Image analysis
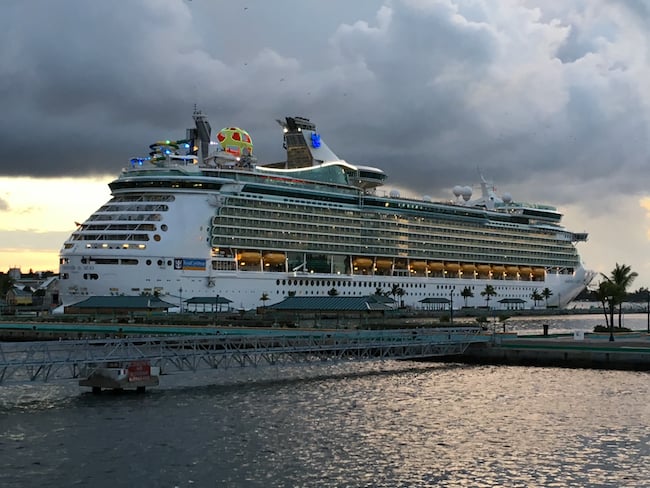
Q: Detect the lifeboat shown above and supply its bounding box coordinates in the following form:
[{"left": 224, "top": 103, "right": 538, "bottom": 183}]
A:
[
  {"left": 375, "top": 258, "right": 393, "bottom": 270},
  {"left": 462, "top": 264, "right": 477, "bottom": 274},
  {"left": 506, "top": 266, "right": 519, "bottom": 274},
  {"left": 477, "top": 265, "right": 491, "bottom": 275},
  {"left": 519, "top": 267, "right": 533, "bottom": 275},
  {"left": 410, "top": 261, "right": 428, "bottom": 272},
  {"left": 533, "top": 267, "right": 546, "bottom": 277},
  {"left": 492, "top": 265, "right": 506, "bottom": 275},
  {"left": 238, "top": 252, "right": 262, "bottom": 264},
  {"left": 353, "top": 257, "right": 373, "bottom": 269},
  {"left": 263, "top": 253, "right": 285, "bottom": 265},
  {"left": 445, "top": 263, "right": 461, "bottom": 273},
  {"left": 428, "top": 262, "right": 445, "bottom": 272}
]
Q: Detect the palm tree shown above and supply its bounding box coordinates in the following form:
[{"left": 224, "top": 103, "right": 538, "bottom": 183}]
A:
[
  {"left": 259, "top": 292, "right": 270, "bottom": 310},
  {"left": 374, "top": 287, "right": 384, "bottom": 296},
  {"left": 461, "top": 286, "right": 474, "bottom": 307},
  {"left": 396, "top": 287, "right": 406, "bottom": 308},
  {"left": 598, "top": 280, "right": 619, "bottom": 341},
  {"left": 594, "top": 282, "right": 610, "bottom": 329},
  {"left": 480, "top": 284, "right": 497, "bottom": 309},
  {"left": 605, "top": 263, "right": 638, "bottom": 328},
  {"left": 541, "top": 287, "right": 553, "bottom": 308},
  {"left": 530, "top": 289, "right": 542, "bottom": 307},
  {"left": 328, "top": 287, "right": 339, "bottom": 296},
  {"left": 390, "top": 284, "right": 404, "bottom": 306}
]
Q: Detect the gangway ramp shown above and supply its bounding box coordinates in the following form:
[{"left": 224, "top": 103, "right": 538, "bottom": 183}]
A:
[{"left": 0, "top": 327, "right": 489, "bottom": 386}]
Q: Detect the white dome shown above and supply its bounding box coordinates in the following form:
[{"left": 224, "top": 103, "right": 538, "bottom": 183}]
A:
[
  {"left": 422, "top": 195, "right": 432, "bottom": 202},
  {"left": 452, "top": 185, "right": 463, "bottom": 197},
  {"left": 502, "top": 192, "right": 512, "bottom": 203},
  {"left": 461, "top": 186, "right": 473, "bottom": 201},
  {"left": 389, "top": 189, "right": 400, "bottom": 198}
]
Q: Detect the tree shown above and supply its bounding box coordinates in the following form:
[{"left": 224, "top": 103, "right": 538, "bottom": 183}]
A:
[
  {"left": 0, "top": 274, "right": 14, "bottom": 296},
  {"left": 480, "top": 284, "right": 497, "bottom": 309},
  {"left": 530, "top": 289, "right": 542, "bottom": 307},
  {"left": 328, "top": 287, "right": 339, "bottom": 296},
  {"left": 461, "top": 286, "right": 474, "bottom": 307},
  {"left": 605, "top": 263, "right": 638, "bottom": 328},
  {"left": 598, "top": 280, "right": 619, "bottom": 341},
  {"left": 397, "top": 286, "right": 406, "bottom": 307},
  {"left": 594, "top": 282, "right": 610, "bottom": 329},
  {"left": 259, "top": 292, "right": 270, "bottom": 309},
  {"left": 541, "top": 287, "right": 553, "bottom": 308},
  {"left": 390, "top": 284, "right": 405, "bottom": 306},
  {"left": 374, "top": 287, "right": 384, "bottom": 296}
]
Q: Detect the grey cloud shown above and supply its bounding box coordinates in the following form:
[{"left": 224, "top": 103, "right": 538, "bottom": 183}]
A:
[{"left": 0, "top": 0, "right": 648, "bottom": 216}]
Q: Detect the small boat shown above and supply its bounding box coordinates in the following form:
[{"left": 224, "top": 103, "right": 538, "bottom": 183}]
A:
[{"left": 79, "top": 360, "right": 160, "bottom": 394}]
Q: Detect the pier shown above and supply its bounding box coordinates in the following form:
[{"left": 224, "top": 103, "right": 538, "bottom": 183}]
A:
[
  {"left": 0, "top": 326, "right": 487, "bottom": 391},
  {"left": 462, "top": 332, "right": 650, "bottom": 370}
]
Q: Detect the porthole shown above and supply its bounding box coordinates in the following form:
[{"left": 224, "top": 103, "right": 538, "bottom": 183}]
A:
[
  {"left": 146, "top": 259, "right": 152, "bottom": 265},
  {"left": 154, "top": 234, "right": 161, "bottom": 241},
  {"left": 161, "top": 224, "right": 168, "bottom": 231}
]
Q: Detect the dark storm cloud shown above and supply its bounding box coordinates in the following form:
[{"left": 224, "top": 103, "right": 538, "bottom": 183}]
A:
[{"left": 1, "top": 0, "right": 648, "bottom": 212}]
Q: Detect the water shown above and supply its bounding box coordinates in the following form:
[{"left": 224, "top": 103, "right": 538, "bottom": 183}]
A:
[{"left": 2, "top": 316, "right": 650, "bottom": 487}]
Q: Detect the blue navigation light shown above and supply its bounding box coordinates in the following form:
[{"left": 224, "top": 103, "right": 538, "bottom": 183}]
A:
[{"left": 311, "top": 132, "right": 321, "bottom": 148}]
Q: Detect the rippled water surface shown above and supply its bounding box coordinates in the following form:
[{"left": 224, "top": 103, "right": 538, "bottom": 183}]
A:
[{"left": 2, "top": 317, "right": 650, "bottom": 487}]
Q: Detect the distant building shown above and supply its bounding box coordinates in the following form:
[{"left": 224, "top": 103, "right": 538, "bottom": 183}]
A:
[{"left": 6, "top": 287, "right": 34, "bottom": 306}]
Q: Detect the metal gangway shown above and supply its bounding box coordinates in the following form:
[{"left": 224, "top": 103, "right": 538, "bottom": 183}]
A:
[{"left": 0, "top": 327, "right": 489, "bottom": 385}]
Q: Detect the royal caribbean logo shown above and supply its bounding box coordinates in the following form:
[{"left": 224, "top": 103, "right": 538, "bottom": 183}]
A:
[{"left": 174, "top": 258, "right": 206, "bottom": 270}]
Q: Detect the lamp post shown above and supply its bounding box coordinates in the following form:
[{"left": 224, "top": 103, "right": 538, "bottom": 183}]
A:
[
  {"left": 450, "top": 286, "right": 455, "bottom": 325},
  {"left": 646, "top": 290, "right": 649, "bottom": 334},
  {"left": 214, "top": 293, "right": 220, "bottom": 326},
  {"left": 179, "top": 287, "right": 183, "bottom": 314}
]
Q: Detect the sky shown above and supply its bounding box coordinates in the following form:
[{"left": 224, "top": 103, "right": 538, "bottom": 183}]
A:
[{"left": 0, "top": 0, "right": 649, "bottom": 289}]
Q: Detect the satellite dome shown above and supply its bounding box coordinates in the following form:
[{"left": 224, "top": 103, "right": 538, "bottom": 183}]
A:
[
  {"left": 422, "top": 195, "right": 432, "bottom": 202},
  {"left": 453, "top": 185, "right": 463, "bottom": 198},
  {"left": 389, "top": 189, "right": 400, "bottom": 198},
  {"left": 502, "top": 192, "right": 512, "bottom": 203},
  {"left": 461, "top": 186, "right": 473, "bottom": 201},
  {"left": 216, "top": 127, "right": 253, "bottom": 157}
]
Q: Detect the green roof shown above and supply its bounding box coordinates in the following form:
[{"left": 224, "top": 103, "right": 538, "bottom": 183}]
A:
[
  {"left": 185, "top": 296, "right": 233, "bottom": 304},
  {"left": 268, "top": 295, "right": 395, "bottom": 311},
  {"left": 67, "top": 296, "right": 176, "bottom": 310},
  {"left": 419, "top": 297, "right": 451, "bottom": 304}
]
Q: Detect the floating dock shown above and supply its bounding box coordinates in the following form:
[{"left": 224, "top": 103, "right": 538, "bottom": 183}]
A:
[{"left": 462, "top": 332, "right": 650, "bottom": 370}]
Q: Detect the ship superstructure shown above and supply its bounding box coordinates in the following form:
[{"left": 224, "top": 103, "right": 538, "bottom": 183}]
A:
[{"left": 58, "top": 111, "right": 594, "bottom": 311}]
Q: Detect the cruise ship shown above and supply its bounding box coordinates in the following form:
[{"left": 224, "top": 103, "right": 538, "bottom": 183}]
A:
[{"left": 58, "top": 111, "right": 594, "bottom": 311}]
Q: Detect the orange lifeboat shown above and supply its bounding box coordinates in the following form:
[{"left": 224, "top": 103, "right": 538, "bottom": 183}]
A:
[
  {"left": 492, "top": 265, "right": 506, "bottom": 275},
  {"left": 410, "top": 261, "right": 428, "bottom": 272},
  {"left": 263, "top": 253, "right": 286, "bottom": 265},
  {"left": 375, "top": 258, "right": 393, "bottom": 270},
  {"left": 445, "top": 263, "right": 461, "bottom": 273},
  {"left": 462, "top": 264, "right": 477, "bottom": 274},
  {"left": 428, "top": 262, "right": 444, "bottom": 272},
  {"left": 506, "top": 266, "right": 519, "bottom": 275},
  {"left": 477, "top": 264, "right": 491, "bottom": 275},
  {"left": 533, "top": 267, "right": 546, "bottom": 277},
  {"left": 353, "top": 257, "right": 373, "bottom": 269},
  {"left": 519, "top": 267, "right": 533, "bottom": 275},
  {"left": 239, "top": 251, "right": 261, "bottom": 262}
]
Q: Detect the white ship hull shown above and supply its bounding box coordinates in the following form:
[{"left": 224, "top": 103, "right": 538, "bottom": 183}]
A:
[{"left": 59, "top": 261, "right": 592, "bottom": 311}]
